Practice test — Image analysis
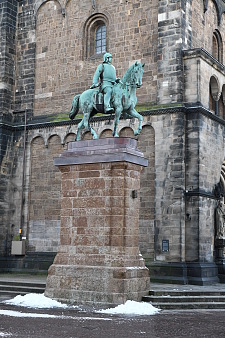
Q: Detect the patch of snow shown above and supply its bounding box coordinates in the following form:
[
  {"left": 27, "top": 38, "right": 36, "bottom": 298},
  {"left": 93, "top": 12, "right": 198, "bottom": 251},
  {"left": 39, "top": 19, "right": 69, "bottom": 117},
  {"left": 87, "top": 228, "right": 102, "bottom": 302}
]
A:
[
  {"left": 97, "top": 300, "right": 161, "bottom": 316},
  {"left": 2, "top": 294, "right": 160, "bottom": 317},
  {"left": 3, "top": 293, "right": 69, "bottom": 309},
  {"left": 0, "top": 309, "right": 112, "bottom": 321},
  {"left": 0, "top": 333, "right": 12, "bottom": 337},
  {"left": 0, "top": 310, "right": 59, "bottom": 318}
]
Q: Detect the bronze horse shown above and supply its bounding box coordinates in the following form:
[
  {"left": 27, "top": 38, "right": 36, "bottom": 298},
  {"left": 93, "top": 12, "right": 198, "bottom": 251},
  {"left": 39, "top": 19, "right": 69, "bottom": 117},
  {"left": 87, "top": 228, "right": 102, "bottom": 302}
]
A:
[{"left": 69, "top": 62, "right": 145, "bottom": 141}]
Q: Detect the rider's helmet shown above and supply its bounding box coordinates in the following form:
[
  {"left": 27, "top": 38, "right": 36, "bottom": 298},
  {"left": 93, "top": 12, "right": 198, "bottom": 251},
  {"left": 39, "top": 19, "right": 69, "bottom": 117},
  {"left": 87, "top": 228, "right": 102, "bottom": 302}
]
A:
[{"left": 103, "top": 52, "right": 112, "bottom": 63}]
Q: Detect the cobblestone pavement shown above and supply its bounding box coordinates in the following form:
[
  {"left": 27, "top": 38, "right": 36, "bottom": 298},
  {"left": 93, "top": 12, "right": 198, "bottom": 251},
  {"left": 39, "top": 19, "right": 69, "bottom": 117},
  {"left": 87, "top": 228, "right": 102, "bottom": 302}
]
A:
[
  {"left": 1, "top": 302, "right": 225, "bottom": 338},
  {"left": 1, "top": 275, "right": 225, "bottom": 337}
]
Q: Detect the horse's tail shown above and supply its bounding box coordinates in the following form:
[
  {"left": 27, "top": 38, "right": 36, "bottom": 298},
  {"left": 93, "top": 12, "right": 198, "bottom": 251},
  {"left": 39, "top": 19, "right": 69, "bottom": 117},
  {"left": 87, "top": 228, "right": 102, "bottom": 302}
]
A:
[{"left": 69, "top": 94, "right": 81, "bottom": 120}]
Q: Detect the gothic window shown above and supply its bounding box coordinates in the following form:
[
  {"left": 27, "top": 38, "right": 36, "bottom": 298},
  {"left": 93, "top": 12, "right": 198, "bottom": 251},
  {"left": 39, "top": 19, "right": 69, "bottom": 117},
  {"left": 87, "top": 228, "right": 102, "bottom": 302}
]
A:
[
  {"left": 84, "top": 14, "right": 108, "bottom": 59},
  {"left": 95, "top": 25, "right": 106, "bottom": 54},
  {"left": 212, "top": 30, "right": 223, "bottom": 64}
]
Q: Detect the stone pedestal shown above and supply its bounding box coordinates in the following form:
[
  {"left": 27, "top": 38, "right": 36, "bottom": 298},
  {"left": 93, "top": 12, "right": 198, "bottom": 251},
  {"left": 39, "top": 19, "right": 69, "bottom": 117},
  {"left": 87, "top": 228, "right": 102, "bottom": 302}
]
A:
[{"left": 45, "top": 138, "right": 150, "bottom": 306}]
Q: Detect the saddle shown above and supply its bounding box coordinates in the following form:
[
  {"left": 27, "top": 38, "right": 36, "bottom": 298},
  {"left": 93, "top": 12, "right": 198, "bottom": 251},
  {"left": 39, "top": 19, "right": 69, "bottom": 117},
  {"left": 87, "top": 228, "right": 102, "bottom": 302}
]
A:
[{"left": 93, "top": 91, "right": 104, "bottom": 113}]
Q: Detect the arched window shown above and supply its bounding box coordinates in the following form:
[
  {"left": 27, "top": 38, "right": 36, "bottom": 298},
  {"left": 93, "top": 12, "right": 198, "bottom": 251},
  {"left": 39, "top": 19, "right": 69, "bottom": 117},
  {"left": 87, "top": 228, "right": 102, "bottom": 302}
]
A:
[
  {"left": 95, "top": 25, "right": 106, "bottom": 54},
  {"left": 212, "top": 30, "right": 223, "bottom": 63},
  {"left": 84, "top": 14, "right": 108, "bottom": 59},
  {"left": 209, "top": 76, "right": 221, "bottom": 115}
]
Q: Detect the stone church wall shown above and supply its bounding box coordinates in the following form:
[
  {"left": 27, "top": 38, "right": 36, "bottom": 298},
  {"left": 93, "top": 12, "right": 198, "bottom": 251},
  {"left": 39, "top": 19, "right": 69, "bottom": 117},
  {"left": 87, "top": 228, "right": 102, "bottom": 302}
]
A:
[
  {"left": 192, "top": 0, "right": 225, "bottom": 64},
  {"left": 1, "top": 0, "right": 225, "bottom": 281},
  {"left": 151, "top": 111, "right": 186, "bottom": 262},
  {"left": 185, "top": 111, "right": 225, "bottom": 262},
  {"left": 24, "top": 118, "right": 156, "bottom": 262},
  {"left": 15, "top": 0, "right": 159, "bottom": 116},
  {"left": 2, "top": 110, "right": 186, "bottom": 265}
]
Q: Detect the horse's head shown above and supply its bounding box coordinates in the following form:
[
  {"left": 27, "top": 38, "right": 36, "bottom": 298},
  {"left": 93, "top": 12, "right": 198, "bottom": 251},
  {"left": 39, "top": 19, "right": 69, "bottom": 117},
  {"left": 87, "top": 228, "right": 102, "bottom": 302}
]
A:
[{"left": 131, "top": 62, "right": 145, "bottom": 88}]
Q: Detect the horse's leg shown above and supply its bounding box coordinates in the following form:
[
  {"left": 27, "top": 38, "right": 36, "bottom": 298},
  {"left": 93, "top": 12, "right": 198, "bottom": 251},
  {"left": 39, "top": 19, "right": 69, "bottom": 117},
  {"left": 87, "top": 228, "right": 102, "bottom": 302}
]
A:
[
  {"left": 128, "top": 108, "right": 143, "bottom": 136},
  {"left": 112, "top": 107, "right": 122, "bottom": 137},
  {"left": 90, "top": 126, "right": 99, "bottom": 139},
  {"left": 75, "top": 118, "right": 84, "bottom": 141},
  {"left": 83, "top": 111, "right": 98, "bottom": 140}
]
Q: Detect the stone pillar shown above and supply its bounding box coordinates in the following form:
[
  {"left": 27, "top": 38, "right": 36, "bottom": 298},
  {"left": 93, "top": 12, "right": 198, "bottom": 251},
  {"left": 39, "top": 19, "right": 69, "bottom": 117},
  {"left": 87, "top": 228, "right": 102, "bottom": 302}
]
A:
[{"left": 45, "top": 138, "right": 150, "bottom": 306}]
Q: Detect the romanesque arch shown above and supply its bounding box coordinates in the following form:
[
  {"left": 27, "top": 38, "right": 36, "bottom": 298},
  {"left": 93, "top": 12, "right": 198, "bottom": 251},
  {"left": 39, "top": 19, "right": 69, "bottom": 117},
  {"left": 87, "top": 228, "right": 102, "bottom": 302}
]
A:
[
  {"left": 119, "top": 127, "right": 134, "bottom": 137},
  {"left": 100, "top": 129, "right": 113, "bottom": 138},
  {"left": 64, "top": 133, "right": 76, "bottom": 149},
  {"left": 28, "top": 135, "right": 62, "bottom": 252},
  {"left": 212, "top": 29, "right": 223, "bottom": 63},
  {"left": 82, "top": 131, "right": 92, "bottom": 140}
]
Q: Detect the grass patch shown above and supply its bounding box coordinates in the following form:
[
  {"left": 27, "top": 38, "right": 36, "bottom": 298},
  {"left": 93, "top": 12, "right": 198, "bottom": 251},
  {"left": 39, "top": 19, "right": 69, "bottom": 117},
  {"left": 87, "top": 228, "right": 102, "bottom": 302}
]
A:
[
  {"left": 47, "top": 103, "right": 183, "bottom": 122},
  {"left": 136, "top": 102, "right": 183, "bottom": 112}
]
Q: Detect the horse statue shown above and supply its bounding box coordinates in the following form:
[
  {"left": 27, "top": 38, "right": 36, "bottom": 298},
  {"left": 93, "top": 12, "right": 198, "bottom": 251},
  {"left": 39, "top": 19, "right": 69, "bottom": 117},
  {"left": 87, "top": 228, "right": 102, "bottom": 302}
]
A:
[{"left": 69, "top": 61, "right": 145, "bottom": 141}]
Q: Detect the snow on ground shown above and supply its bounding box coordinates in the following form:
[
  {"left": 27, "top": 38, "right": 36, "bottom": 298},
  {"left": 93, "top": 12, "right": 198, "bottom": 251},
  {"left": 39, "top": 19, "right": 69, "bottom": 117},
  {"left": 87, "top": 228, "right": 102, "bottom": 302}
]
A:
[
  {"left": 97, "top": 300, "right": 161, "bottom": 316},
  {"left": 0, "top": 310, "right": 112, "bottom": 321},
  {"left": 3, "top": 293, "right": 69, "bottom": 309},
  {"left": 3, "top": 294, "right": 160, "bottom": 316},
  {"left": 0, "top": 310, "right": 60, "bottom": 318}
]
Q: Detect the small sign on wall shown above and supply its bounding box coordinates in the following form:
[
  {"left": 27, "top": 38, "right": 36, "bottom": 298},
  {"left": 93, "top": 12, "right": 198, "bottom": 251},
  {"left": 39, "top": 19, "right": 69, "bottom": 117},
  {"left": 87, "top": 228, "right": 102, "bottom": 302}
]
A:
[{"left": 162, "top": 240, "right": 169, "bottom": 252}]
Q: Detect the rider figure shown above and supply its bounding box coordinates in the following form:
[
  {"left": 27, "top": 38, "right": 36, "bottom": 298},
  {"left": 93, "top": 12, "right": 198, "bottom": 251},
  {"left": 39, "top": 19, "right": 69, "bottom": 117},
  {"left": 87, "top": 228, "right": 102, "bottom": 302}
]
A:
[{"left": 90, "top": 52, "right": 121, "bottom": 114}]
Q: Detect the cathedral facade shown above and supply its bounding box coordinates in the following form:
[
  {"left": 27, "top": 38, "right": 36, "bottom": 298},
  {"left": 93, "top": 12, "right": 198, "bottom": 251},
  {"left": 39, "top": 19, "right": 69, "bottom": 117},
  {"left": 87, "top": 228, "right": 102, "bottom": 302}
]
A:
[{"left": 1, "top": 0, "right": 225, "bottom": 284}]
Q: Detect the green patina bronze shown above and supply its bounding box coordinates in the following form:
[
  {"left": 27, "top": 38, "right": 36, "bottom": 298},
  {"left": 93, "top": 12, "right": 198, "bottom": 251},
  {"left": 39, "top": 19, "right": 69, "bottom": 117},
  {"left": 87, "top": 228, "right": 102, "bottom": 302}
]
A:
[{"left": 69, "top": 52, "right": 145, "bottom": 141}]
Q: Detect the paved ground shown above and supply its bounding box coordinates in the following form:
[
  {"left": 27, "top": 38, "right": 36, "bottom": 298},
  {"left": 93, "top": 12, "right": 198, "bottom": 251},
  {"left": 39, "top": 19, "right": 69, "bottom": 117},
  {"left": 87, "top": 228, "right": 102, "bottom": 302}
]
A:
[
  {"left": 1, "top": 302, "right": 225, "bottom": 338},
  {"left": 1, "top": 274, "right": 225, "bottom": 337}
]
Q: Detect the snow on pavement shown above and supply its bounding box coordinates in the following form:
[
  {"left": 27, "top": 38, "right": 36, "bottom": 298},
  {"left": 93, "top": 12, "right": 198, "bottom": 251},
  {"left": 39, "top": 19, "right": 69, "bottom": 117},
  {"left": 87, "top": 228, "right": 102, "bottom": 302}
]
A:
[
  {"left": 3, "top": 293, "right": 69, "bottom": 309},
  {"left": 97, "top": 300, "right": 161, "bottom": 316},
  {"left": 2, "top": 293, "right": 160, "bottom": 316},
  {"left": 0, "top": 310, "right": 60, "bottom": 318}
]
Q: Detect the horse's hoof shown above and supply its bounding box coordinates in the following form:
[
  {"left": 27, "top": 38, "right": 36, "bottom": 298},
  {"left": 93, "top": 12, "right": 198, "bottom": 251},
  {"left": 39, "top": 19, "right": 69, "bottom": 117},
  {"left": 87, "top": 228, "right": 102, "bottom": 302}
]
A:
[{"left": 134, "top": 128, "right": 142, "bottom": 136}]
